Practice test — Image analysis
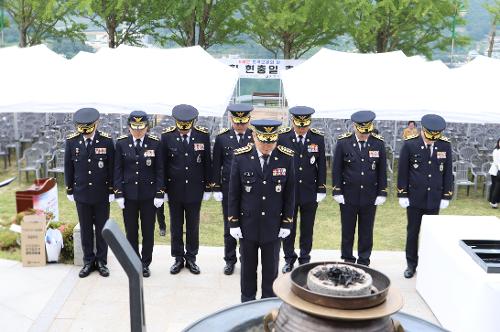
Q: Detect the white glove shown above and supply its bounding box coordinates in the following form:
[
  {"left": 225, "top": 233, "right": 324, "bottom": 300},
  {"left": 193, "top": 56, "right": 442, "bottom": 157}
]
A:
[
  {"left": 333, "top": 195, "right": 345, "bottom": 204},
  {"left": 440, "top": 199, "right": 449, "bottom": 209},
  {"left": 278, "top": 228, "right": 291, "bottom": 238},
  {"left": 374, "top": 196, "right": 386, "bottom": 206},
  {"left": 164, "top": 193, "right": 169, "bottom": 202},
  {"left": 316, "top": 193, "right": 326, "bottom": 203},
  {"left": 203, "top": 192, "right": 212, "bottom": 201},
  {"left": 230, "top": 227, "right": 243, "bottom": 239},
  {"left": 399, "top": 198, "right": 410, "bottom": 208},
  {"left": 66, "top": 194, "right": 75, "bottom": 202},
  {"left": 213, "top": 192, "right": 223, "bottom": 201},
  {"left": 116, "top": 198, "right": 125, "bottom": 209},
  {"left": 154, "top": 198, "right": 164, "bottom": 208},
  {"left": 108, "top": 194, "right": 115, "bottom": 203}
]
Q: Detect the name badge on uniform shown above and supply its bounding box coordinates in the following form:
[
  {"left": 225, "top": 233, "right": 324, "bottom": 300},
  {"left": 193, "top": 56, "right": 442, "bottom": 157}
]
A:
[
  {"left": 98, "top": 161, "right": 104, "bottom": 168},
  {"left": 272, "top": 168, "right": 286, "bottom": 176},
  {"left": 275, "top": 184, "right": 282, "bottom": 192},
  {"left": 245, "top": 185, "right": 252, "bottom": 192},
  {"left": 197, "top": 154, "right": 202, "bottom": 163},
  {"left": 307, "top": 144, "right": 318, "bottom": 153},
  {"left": 310, "top": 155, "right": 316, "bottom": 164},
  {"left": 146, "top": 158, "right": 152, "bottom": 166},
  {"left": 194, "top": 143, "right": 205, "bottom": 151},
  {"left": 369, "top": 150, "right": 379, "bottom": 158},
  {"left": 437, "top": 151, "right": 446, "bottom": 159},
  {"left": 440, "top": 163, "right": 444, "bottom": 172},
  {"left": 144, "top": 150, "right": 155, "bottom": 157},
  {"left": 95, "top": 147, "right": 107, "bottom": 154}
]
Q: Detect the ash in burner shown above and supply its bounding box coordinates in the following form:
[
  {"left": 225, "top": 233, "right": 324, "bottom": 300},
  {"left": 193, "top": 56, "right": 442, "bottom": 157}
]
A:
[{"left": 313, "top": 265, "right": 366, "bottom": 288}]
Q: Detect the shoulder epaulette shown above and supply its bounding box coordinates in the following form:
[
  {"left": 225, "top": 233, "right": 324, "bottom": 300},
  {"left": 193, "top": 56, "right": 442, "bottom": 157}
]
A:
[
  {"left": 277, "top": 145, "right": 294, "bottom": 157},
  {"left": 66, "top": 132, "right": 80, "bottom": 140},
  {"left": 234, "top": 143, "right": 253, "bottom": 155},
  {"left": 194, "top": 125, "right": 209, "bottom": 134},
  {"left": 218, "top": 127, "right": 230, "bottom": 135},
  {"left": 148, "top": 134, "right": 159, "bottom": 141},
  {"left": 99, "top": 131, "right": 111, "bottom": 139},
  {"left": 278, "top": 127, "right": 292, "bottom": 134},
  {"left": 439, "top": 136, "right": 450, "bottom": 143},
  {"left": 337, "top": 132, "right": 352, "bottom": 140},
  {"left": 404, "top": 134, "right": 419, "bottom": 141},
  {"left": 371, "top": 132, "right": 384, "bottom": 141},
  {"left": 117, "top": 134, "right": 128, "bottom": 140},
  {"left": 162, "top": 126, "right": 176, "bottom": 134},
  {"left": 310, "top": 128, "right": 324, "bottom": 136}
]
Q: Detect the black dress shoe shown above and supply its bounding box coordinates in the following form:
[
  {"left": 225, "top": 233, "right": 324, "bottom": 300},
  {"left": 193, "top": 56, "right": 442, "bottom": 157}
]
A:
[
  {"left": 170, "top": 261, "right": 184, "bottom": 274},
  {"left": 186, "top": 260, "right": 200, "bottom": 274},
  {"left": 404, "top": 267, "right": 416, "bottom": 279},
  {"left": 223, "top": 263, "right": 235, "bottom": 275},
  {"left": 79, "top": 263, "right": 95, "bottom": 278},
  {"left": 142, "top": 266, "right": 151, "bottom": 278},
  {"left": 96, "top": 261, "right": 110, "bottom": 277},
  {"left": 282, "top": 263, "right": 294, "bottom": 274},
  {"left": 159, "top": 228, "right": 166, "bottom": 236}
]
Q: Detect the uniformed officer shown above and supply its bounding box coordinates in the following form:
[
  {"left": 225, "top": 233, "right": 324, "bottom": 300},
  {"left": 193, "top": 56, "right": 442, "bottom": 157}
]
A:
[
  {"left": 397, "top": 114, "right": 453, "bottom": 278},
  {"left": 228, "top": 119, "right": 295, "bottom": 302},
  {"left": 114, "top": 111, "right": 165, "bottom": 278},
  {"left": 277, "top": 106, "right": 327, "bottom": 273},
  {"left": 212, "top": 104, "right": 254, "bottom": 275},
  {"left": 64, "top": 108, "right": 114, "bottom": 278},
  {"left": 161, "top": 104, "right": 212, "bottom": 275},
  {"left": 332, "top": 110, "right": 388, "bottom": 266}
]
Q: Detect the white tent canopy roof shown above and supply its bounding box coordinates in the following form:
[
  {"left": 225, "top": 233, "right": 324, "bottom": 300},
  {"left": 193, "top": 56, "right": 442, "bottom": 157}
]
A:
[
  {"left": 0, "top": 45, "right": 238, "bottom": 117},
  {"left": 281, "top": 48, "right": 500, "bottom": 123}
]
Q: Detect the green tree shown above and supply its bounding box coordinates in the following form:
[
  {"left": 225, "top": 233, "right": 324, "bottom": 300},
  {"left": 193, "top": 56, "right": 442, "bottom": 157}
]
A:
[
  {"left": 242, "top": 0, "right": 345, "bottom": 59},
  {"left": 158, "top": 0, "right": 244, "bottom": 49},
  {"left": 485, "top": 0, "right": 500, "bottom": 57},
  {"left": 343, "top": 0, "right": 469, "bottom": 59},
  {"left": 4, "top": 0, "right": 86, "bottom": 47},
  {"left": 85, "top": 0, "right": 169, "bottom": 48}
]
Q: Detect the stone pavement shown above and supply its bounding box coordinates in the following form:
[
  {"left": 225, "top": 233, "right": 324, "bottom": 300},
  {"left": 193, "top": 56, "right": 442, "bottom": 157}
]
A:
[{"left": 0, "top": 246, "right": 439, "bottom": 332}]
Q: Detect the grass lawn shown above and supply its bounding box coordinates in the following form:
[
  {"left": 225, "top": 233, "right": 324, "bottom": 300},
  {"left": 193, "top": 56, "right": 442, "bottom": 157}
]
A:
[{"left": 0, "top": 162, "right": 497, "bottom": 261}]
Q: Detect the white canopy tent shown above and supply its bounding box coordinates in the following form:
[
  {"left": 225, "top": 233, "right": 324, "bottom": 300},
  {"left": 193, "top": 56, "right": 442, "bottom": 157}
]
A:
[
  {"left": 281, "top": 48, "right": 500, "bottom": 123},
  {"left": 0, "top": 44, "right": 238, "bottom": 117}
]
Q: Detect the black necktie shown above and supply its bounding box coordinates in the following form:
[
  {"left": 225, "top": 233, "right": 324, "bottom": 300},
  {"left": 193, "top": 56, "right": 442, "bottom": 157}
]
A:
[
  {"left": 135, "top": 139, "right": 141, "bottom": 155},
  {"left": 359, "top": 141, "right": 366, "bottom": 151},
  {"left": 182, "top": 134, "right": 189, "bottom": 148},
  {"left": 238, "top": 133, "right": 244, "bottom": 144},
  {"left": 427, "top": 144, "right": 432, "bottom": 157},
  {"left": 85, "top": 138, "right": 92, "bottom": 154},
  {"left": 261, "top": 154, "right": 269, "bottom": 172},
  {"left": 298, "top": 135, "right": 304, "bottom": 150}
]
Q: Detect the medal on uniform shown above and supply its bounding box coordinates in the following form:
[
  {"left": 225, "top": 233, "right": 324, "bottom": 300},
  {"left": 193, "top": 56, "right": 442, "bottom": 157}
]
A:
[
  {"left": 440, "top": 163, "right": 444, "bottom": 172},
  {"left": 372, "top": 162, "right": 376, "bottom": 170},
  {"left": 98, "top": 160, "right": 104, "bottom": 168},
  {"left": 146, "top": 158, "right": 152, "bottom": 166},
  {"left": 245, "top": 185, "right": 252, "bottom": 192},
  {"left": 275, "top": 184, "right": 282, "bottom": 192},
  {"left": 197, "top": 154, "right": 202, "bottom": 163},
  {"left": 413, "top": 163, "right": 419, "bottom": 169},
  {"left": 310, "top": 155, "right": 315, "bottom": 164}
]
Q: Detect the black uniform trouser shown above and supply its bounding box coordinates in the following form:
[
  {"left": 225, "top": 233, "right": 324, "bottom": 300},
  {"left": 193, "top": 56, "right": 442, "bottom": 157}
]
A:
[
  {"left": 123, "top": 198, "right": 156, "bottom": 267},
  {"left": 240, "top": 238, "right": 280, "bottom": 303},
  {"left": 489, "top": 173, "right": 500, "bottom": 204},
  {"left": 222, "top": 196, "right": 237, "bottom": 265},
  {"left": 405, "top": 206, "right": 439, "bottom": 269},
  {"left": 339, "top": 203, "right": 376, "bottom": 266},
  {"left": 168, "top": 200, "right": 201, "bottom": 262},
  {"left": 283, "top": 202, "right": 318, "bottom": 265},
  {"left": 75, "top": 201, "right": 109, "bottom": 265},
  {"left": 156, "top": 205, "right": 166, "bottom": 230}
]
